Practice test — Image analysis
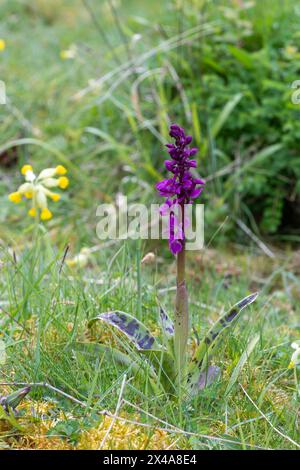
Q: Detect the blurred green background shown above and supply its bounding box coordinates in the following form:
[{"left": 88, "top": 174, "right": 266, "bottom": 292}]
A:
[{"left": 1, "top": 0, "right": 300, "bottom": 250}]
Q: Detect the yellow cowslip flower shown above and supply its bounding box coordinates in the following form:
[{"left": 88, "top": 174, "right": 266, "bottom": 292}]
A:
[
  {"left": 8, "top": 164, "right": 69, "bottom": 221},
  {"left": 56, "top": 165, "right": 67, "bottom": 175},
  {"left": 0, "top": 39, "right": 5, "bottom": 51},
  {"left": 288, "top": 341, "right": 300, "bottom": 369},
  {"left": 21, "top": 164, "right": 33, "bottom": 175},
  {"left": 41, "top": 208, "right": 52, "bottom": 221},
  {"left": 58, "top": 176, "right": 69, "bottom": 189},
  {"left": 9, "top": 192, "right": 22, "bottom": 203},
  {"left": 28, "top": 207, "right": 36, "bottom": 218}
]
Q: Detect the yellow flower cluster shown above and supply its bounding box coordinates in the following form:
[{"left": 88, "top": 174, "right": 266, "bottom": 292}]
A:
[
  {"left": 8, "top": 164, "right": 69, "bottom": 221},
  {"left": 0, "top": 39, "right": 5, "bottom": 51}
]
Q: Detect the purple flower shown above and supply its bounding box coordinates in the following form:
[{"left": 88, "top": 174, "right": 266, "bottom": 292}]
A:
[{"left": 156, "top": 124, "right": 205, "bottom": 255}]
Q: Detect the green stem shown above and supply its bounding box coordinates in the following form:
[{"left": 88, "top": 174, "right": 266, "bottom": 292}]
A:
[{"left": 174, "top": 204, "right": 189, "bottom": 385}]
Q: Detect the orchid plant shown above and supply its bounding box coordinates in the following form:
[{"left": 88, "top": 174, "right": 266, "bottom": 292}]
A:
[{"left": 88, "top": 124, "right": 258, "bottom": 396}]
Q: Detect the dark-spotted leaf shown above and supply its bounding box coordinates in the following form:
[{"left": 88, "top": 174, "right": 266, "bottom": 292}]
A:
[
  {"left": 187, "top": 292, "right": 258, "bottom": 388},
  {"left": 89, "top": 311, "right": 162, "bottom": 351},
  {"left": 159, "top": 304, "right": 174, "bottom": 338}
]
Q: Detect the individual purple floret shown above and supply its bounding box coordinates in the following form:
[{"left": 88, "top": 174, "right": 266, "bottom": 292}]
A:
[{"left": 156, "top": 124, "right": 205, "bottom": 254}]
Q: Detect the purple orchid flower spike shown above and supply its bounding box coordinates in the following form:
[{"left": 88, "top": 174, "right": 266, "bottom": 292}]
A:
[
  {"left": 156, "top": 124, "right": 205, "bottom": 255},
  {"left": 156, "top": 124, "right": 205, "bottom": 380}
]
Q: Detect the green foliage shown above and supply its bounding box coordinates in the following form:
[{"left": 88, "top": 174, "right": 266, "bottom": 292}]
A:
[
  {"left": 225, "top": 333, "right": 260, "bottom": 396},
  {"left": 187, "top": 292, "right": 258, "bottom": 394},
  {"left": 89, "top": 311, "right": 162, "bottom": 351},
  {"left": 1, "top": 0, "right": 300, "bottom": 244},
  {"left": 89, "top": 293, "right": 258, "bottom": 397},
  {"left": 0, "top": 238, "right": 299, "bottom": 449},
  {"left": 170, "top": 0, "right": 300, "bottom": 238},
  {"left": 0, "top": 0, "right": 300, "bottom": 450}
]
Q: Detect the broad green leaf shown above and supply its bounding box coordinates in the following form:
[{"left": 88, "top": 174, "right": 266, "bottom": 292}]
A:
[
  {"left": 225, "top": 334, "right": 260, "bottom": 396},
  {"left": 89, "top": 311, "right": 162, "bottom": 351},
  {"left": 187, "top": 292, "right": 258, "bottom": 388}
]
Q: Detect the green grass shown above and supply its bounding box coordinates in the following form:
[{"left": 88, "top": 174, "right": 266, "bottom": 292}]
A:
[
  {"left": 0, "top": 0, "right": 299, "bottom": 450},
  {"left": 0, "top": 237, "right": 299, "bottom": 449}
]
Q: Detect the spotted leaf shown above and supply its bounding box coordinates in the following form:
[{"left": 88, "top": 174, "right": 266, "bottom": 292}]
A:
[
  {"left": 89, "top": 311, "right": 162, "bottom": 351},
  {"left": 187, "top": 292, "right": 258, "bottom": 388},
  {"left": 159, "top": 304, "right": 174, "bottom": 338}
]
